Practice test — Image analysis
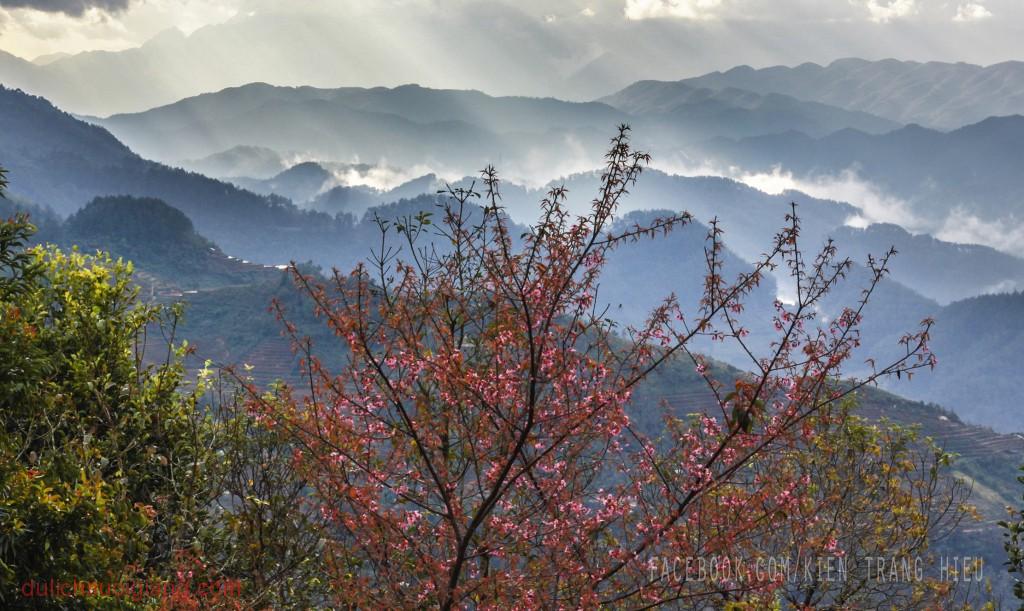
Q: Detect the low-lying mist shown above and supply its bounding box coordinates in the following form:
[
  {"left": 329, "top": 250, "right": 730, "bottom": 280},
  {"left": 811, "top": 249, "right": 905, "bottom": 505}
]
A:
[{"left": 653, "top": 159, "right": 1024, "bottom": 259}]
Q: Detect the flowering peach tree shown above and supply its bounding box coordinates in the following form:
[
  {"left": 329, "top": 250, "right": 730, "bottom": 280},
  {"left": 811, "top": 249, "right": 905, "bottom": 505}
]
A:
[{"left": 252, "top": 127, "right": 939, "bottom": 608}]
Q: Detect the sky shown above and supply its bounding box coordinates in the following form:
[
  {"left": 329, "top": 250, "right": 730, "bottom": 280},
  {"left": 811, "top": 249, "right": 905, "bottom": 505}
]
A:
[
  {"left": 0, "top": 0, "right": 1020, "bottom": 68},
  {"left": 0, "top": 0, "right": 237, "bottom": 59}
]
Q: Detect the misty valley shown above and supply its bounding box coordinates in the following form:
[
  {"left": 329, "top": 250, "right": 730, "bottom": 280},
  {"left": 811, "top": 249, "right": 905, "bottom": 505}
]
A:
[{"left": 3, "top": 1, "right": 1024, "bottom": 609}]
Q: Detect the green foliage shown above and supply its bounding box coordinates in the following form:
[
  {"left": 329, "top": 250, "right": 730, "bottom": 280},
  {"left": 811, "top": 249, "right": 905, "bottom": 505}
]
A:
[
  {"left": 62, "top": 196, "right": 272, "bottom": 292},
  {"left": 0, "top": 214, "right": 41, "bottom": 300},
  {"left": 0, "top": 217, "right": 215, "bottom": 607},
  {"left": 66, "top": 196, "right": 205, "bottom": 250},
  {"left": 197, "top": 383, "right": 334, "bottom": 608},
  {"left": 780, "top": 407, "right": 976, "bottom": 608},
  {"left": 0, "top": 211, "right": 333, "bottom": 608},
  {"left": 1000, "top": 466, "right": 1024, "bottom": 606}
]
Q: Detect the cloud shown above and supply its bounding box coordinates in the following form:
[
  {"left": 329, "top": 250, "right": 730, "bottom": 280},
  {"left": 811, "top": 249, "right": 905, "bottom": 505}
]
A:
[
  {"left": 936, "top": 208, "right": 1024, "bottom": 256},
  {"left": 953, "top": 2, "right": 992, "bottom": 21},
  {"left": 325, "top": 161, "right": 458, "bottom": 193},
  {"left": 689, "top": 163, "right": 1024, "bottom": 257},
  {"left": 732, "top": 166, "right": 927, "bottom": 230},
  {"left": 652, "top": 159, "right": 928, "bottom": 231},
  {"left": 0, "top": 0, "right": 132, "bottom": 16},
  {"left": 624, "top": 0, "right": 724, "bottom": 20},
  {"left": 508, "top": 133, "right": 604, "bottom": 190},
  {"left": 863, "top": 0, "right": 917, "bottom": 23}
]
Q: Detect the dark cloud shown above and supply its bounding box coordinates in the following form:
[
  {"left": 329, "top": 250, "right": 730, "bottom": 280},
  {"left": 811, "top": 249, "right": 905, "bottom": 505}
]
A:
[{"left": 0, "top": 0, "right": 132, "bottom": 16}]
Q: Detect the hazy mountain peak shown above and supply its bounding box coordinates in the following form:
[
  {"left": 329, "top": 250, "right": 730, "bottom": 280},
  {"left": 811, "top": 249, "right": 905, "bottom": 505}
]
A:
[
  {"left": 598, "top": 78, "right": 899, "bottom": 137},
  {"left": 682, "top": 59, "right": 1024, "bottom": 129},
  {"left": 953, "top": 114, "right": 1024, "bottom": 134},
  {"left": 31, "top": 52, "right": 71, "bottom": 66},
  {"left": 142, "top": 27, "right": 187, "bottom": 49},
  {"left": 722, "top": 64, "right": 757, "bottom": 75},
  {"left": 182, "top": 145, "right": 285, "bottom": 180}
]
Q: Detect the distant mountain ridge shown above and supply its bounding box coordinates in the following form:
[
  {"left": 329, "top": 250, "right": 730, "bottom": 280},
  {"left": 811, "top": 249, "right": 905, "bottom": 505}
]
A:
[
  {"left": 233, "top": 161, "right": 337, "bottom": 204},
  {"left": 697, "top": 115, "right": 1024, "bottom": 240},
  {"left": 678, "top": 58, "right": 1024, "bottom": 129},
  {"left": 90, "top": 85, "right": 511, "bottom": 169},
  {"left": 832, "top": 223, "right": 1024, "bottom": 304},
  {"left": 890, "top": 290, "right": 1024, "bottom": 432},
  {"left": 219, "top": 155, "right": 1024, "bottom": 307},
  {"left": 229, "top": 162, "right": 452, "bottom": 218},
  {"left": 183, "top": 145, "right": 287, "bottom": 179},
  {"left": 0, "top": 85, "right": 349, "bottom": 265},
  {"left": 598, "top": 79, "right": 899, "bottom": 135},
  {"left": 88, "top": 81, "right": 904, "bottom": 174},
  {"left": 63, "top": 196, "right": 281, "bottom": 291}
]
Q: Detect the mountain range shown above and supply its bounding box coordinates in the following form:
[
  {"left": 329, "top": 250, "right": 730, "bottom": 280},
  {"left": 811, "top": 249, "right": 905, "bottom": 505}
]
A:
[
  {"left": 4, "top": 71, "right": 1024, "bottom": 434},
  {"left": 87, "top": 80, "right": 905, "bottom": 180},
  {"left": 677, "top": 57, "right": 1024, "bottom": 129},
  {"left": 597, "top": 80, "right": 898, "bottom": 134},
  {"left": 77, "top": 74, "right": 1024, "bottom": 265},
  {"left": 696, "top": 117, "right": 1024, "bottom": 242},
  {"left": 0, "top": 85, "right": 351, "bottom": 265},
  {"left": 184, "top": 145, "right": 289, "bottom": 180}
]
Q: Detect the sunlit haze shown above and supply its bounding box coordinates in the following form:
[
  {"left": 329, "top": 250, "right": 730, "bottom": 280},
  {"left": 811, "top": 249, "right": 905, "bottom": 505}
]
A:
[{"left": 1, "top": 0, "right": 1023, "bottom": 114}]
